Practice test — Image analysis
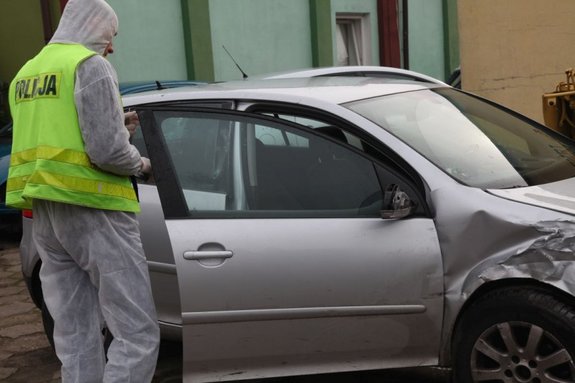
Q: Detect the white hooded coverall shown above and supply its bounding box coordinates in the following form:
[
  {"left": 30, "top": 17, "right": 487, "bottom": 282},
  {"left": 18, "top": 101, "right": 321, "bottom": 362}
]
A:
[{"left": 30, "top": 0, "right": 160, "bottom": 381}]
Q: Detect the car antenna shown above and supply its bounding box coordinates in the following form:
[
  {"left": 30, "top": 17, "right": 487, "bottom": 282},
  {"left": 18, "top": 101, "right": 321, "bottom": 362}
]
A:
[
  {"left": 155, "top": 80, "right": 166, "bottom": 90},
  {"left": 223, "top": 45, "right": 248, "bottom": 79}
]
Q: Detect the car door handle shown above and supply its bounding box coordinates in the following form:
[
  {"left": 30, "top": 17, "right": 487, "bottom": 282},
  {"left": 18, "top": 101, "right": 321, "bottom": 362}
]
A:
[{"left": 183, "top": 250, "right": 234, "bottom": 260}]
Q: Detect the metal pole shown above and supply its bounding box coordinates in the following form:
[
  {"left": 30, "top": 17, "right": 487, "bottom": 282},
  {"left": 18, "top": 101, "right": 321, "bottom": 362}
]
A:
[{"left": 402, "top": 0, "right": 409, "bottom": 69}]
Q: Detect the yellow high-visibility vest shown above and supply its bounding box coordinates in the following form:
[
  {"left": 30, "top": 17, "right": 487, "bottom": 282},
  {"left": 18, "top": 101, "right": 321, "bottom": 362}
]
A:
[{"left": 6, "top": 43, "right": 140, "bottom": 212}]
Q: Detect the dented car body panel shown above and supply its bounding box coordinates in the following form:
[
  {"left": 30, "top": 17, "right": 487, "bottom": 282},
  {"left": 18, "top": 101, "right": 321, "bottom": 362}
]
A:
[
  {"left": 431, "top": 184, "right": 575, "bottom": 362},
  {"left": 18, "top": 77, "right": 575, "bottom": 382}
]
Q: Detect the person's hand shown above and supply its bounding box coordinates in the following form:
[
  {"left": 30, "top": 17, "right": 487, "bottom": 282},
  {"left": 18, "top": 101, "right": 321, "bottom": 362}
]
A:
[
  {"left": 136, "top": 157, "right": 152, "bottom": 181},
  {"left": 140, "top": 157, "right": 151, "bottom": 174},
  {"left": 124, "top": 111, "right": 139, "bottom": 137}
]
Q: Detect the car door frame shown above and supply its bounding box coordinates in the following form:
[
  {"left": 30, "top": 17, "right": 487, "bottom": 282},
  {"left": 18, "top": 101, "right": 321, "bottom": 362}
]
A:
[
  {"left": 137, "top": 102, "right": 445, "bottom": 382},
  {"left": 130, "top": 101, "right": 234, "bottom": 333}
]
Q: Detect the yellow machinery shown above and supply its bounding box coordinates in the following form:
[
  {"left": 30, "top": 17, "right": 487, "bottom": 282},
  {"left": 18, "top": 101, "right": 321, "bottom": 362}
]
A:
[{"left": 543, "top": 68, "right": 575, "bottom": 138}]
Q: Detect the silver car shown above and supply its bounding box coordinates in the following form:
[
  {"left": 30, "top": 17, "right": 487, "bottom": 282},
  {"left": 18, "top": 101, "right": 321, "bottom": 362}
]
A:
[{"left": 19, "top": 76, "right": 575, "bottom": 383}]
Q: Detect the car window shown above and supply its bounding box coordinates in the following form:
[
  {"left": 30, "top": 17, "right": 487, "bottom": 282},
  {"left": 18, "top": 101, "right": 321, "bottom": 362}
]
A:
[
  {"left": 346, "top": 88, "right": 575, "bottom": 189},
  {"left": 259, "top": 112, "right": 364, "bottom": 151},
  {"left": 131, "top": 127, "right": 148, "bottom": 158},
  {"left": 254, "top": 124, "right": 309, "bottom": 147},
  {"left": 152, "top": 112, "right": 233, "bottom": 211},
  {"left": 250, "top": 108, "right": 429, "bottom": 216},
  {"left": 150, "top": 111, "right": 383, "bottom": 218}
]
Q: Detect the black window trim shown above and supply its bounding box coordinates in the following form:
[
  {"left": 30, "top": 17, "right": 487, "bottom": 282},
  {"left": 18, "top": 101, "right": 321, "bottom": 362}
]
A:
[
  {"left": 138, "top": 108, "right": 188, "bottom": 218},
  {"left": 126, "top": 99, "right": 235, "bottom": 111}
]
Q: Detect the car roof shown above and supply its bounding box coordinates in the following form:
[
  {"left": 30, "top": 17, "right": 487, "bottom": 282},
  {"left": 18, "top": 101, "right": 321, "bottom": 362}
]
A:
[
  {"left": 252, "top": 65, "right": 447, "bottom": 85},
  {"left": 123, "top": 76, "right": 443, "bottom": 107}
]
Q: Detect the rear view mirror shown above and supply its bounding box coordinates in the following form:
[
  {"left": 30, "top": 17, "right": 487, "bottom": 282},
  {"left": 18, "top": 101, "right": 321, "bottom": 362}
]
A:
[{"left": 381, "top": 184, "right": 416, "bottom": 220}]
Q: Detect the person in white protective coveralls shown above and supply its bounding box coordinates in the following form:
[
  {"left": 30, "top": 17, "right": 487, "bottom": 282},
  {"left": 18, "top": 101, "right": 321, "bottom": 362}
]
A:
[{"left": 6, "top": 0, "right": 160, "bottom": 382}]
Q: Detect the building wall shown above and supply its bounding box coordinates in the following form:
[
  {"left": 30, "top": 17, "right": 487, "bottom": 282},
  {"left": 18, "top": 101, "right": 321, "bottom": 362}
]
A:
[
  {"left": 407, "top": 0, "right": 446, "bottom": 81},
  {"left": 107, "top": 0, "right": 388, "bottom": 82},
  {"left": 210, "top": 0, "right": 312, "bottom": 81},
  {"left": 107, "top": 0, "right": 188, "bottom": 82},
  {"left": 210, "top": 0, "right": 384, "bottom": 81},
  {"left": 0, "top": 0, "right": 49, "bottom": 122},
  {"left": 0, "top": 0, "right": 456, "bottom": 87},
  {"left": 0, "top": 0, "right": 45, "bottom": 85},
  {"left": 459, "top": 0, "right": 575, "bottom": 123}
]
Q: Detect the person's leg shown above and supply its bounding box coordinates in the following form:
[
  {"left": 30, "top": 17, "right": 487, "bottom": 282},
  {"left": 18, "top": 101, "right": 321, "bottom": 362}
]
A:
[
  {"left": 33, "top": 200, "right": 106, "bottom": 383},
  {"left": 94, "top": 210, "right": 159, "bottom": 383},
  {"left": 51, "top": 205, "right": 160, "bottom": 382},
  {"left": 37, "top": 201, "right": 160, "bottom": 382},
  {"left": 100, "top": 256, "right": 160, "bottom": 383}
]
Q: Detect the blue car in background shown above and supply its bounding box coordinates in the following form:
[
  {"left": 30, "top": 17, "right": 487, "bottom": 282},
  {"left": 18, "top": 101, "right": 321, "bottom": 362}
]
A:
[
  {"left": 0, "top": 121, "right": 18, "bottom": 235},
  {"left": 0, "top": 80, "right": 203, "bottom": 237}
]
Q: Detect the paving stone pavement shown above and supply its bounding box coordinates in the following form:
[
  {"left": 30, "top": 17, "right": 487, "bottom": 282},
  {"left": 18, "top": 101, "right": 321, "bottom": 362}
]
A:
[
  {"left": 0, "top": 236, "right": 182, "bottom": 383},
  {"left": 0, "top": 242, "right": 61, "bottom": 383}
]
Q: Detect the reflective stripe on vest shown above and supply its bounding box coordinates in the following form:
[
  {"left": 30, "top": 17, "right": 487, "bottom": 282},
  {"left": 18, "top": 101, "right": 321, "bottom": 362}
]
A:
[
  {"left": 8, "top": 145, "right": 136, "bottom": 198},
  {"left": 7, "top": 145, "right": 139, "bottom": 212}
]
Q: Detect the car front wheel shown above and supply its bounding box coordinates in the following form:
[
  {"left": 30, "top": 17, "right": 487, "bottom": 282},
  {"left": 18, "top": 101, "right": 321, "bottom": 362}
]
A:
[{"left": 452, "top": 287, "right": 575, "bottom": 383}]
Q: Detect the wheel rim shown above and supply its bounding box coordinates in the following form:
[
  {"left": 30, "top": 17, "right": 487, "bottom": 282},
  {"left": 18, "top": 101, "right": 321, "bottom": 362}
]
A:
[{"left": 470, "top": 321, "right": 575, "bottom": 382}]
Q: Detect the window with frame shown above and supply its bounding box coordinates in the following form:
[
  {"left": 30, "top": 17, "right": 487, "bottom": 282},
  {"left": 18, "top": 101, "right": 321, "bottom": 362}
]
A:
[{"left": 336, "top": 13, "right": 372, "bottom": 66}]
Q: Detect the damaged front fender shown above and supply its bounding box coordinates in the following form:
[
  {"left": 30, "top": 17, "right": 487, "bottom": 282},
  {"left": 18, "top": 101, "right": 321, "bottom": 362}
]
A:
[
  {"left": 432, "top": 185, "right": 575, "bottom": 364},
  {"left": 462, "top": 220, "right": 575, "bottom": 297}
]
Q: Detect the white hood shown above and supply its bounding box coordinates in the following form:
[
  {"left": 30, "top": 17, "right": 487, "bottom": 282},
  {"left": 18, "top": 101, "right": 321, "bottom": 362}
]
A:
[
  {"left": 50, "top": 0, "right": 118, "bottom": 55},
  {"left": 488, "top": 177, "right": 575, "bottom": 216}
]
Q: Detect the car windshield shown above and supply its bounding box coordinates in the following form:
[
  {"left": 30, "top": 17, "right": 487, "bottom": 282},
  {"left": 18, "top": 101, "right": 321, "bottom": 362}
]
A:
[{"left": 346, "top": 88, "right": 575, "bottom": 189}]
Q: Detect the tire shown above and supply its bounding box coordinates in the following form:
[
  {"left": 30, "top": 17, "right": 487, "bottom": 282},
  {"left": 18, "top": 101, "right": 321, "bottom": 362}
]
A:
[{"left": 452, "top": 288, "right": 575, "bottom": 383}]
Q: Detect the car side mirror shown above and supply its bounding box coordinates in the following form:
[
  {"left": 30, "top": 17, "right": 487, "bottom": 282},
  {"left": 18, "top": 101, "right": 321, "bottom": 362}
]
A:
[{"left": 380, "top": 184, "right": 416, "bottom": 220}]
